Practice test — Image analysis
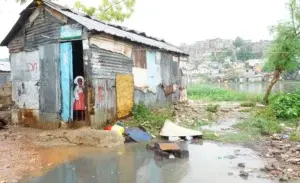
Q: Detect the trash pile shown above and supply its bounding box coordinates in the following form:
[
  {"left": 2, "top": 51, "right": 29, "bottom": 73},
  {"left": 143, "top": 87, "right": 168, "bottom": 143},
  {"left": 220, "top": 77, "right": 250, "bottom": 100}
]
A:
[{"left": 105, "top": 119, "right": 202, "bottom": 159}]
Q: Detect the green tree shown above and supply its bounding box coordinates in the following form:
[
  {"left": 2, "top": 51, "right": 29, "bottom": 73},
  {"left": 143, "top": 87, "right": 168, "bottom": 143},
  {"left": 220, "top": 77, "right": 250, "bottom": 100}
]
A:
[
  {"left": 15, "top": 0, "right": 136, "bottom": 22},
  {"left": 263, "top": 0, "right": 300, "bottom": 103},
  {"left": 74, "top": 0, "right": 136, "bottom": 22},
  {"left": 233, "top": 37, "right": 244, "bottom": 48},
  {"left": 236, "top": 45, "right": 255, "bottom": 61}
]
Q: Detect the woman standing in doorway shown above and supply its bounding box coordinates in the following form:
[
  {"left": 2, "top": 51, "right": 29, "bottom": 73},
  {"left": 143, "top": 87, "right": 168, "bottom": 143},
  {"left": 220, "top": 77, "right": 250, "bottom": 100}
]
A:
[{"left": 74, "top": 76, "right": 85, "bottom": 121}]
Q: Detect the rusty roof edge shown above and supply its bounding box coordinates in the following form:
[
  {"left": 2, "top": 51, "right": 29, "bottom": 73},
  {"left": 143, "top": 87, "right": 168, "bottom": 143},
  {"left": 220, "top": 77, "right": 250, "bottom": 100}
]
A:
[{"left": 0, "top": 2, "right": 36, "bottom": 46}]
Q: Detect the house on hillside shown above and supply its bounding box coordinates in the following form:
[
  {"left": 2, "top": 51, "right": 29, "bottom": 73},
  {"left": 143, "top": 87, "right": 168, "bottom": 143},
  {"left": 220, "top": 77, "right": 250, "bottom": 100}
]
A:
[{"left": 0, "top": 1, "right": 188, "bottom": 129}]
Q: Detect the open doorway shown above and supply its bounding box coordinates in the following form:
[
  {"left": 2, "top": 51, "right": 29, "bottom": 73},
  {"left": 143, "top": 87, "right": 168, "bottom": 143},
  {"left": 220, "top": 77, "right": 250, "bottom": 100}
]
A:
[{"left": 72, "top": 41, "right": 85, "bottom": 121}]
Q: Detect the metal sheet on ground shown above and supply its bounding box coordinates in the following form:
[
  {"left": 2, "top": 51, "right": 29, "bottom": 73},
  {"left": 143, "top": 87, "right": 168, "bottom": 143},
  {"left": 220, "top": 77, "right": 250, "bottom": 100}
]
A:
[{"left": 160, "top": 120, "right": 202, "bottom": 137}]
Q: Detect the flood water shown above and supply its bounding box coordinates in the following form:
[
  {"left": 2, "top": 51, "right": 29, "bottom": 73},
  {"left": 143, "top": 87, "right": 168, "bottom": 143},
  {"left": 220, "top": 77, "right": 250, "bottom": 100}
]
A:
[
  {"left": 21, "top": 142, "right": 278, "bottom": 183},
  {"left": 215, "top": 81, "right": 300, "bottom": 94}
]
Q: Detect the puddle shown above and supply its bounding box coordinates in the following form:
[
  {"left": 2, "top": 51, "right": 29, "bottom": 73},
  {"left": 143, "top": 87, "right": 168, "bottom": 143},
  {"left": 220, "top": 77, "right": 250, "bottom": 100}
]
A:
[
  {"left": 200, "top": 118, "right": 238, "bottom": 134},
  {"left": 20, "top": 142, "right": 279, "bottom": 183}
]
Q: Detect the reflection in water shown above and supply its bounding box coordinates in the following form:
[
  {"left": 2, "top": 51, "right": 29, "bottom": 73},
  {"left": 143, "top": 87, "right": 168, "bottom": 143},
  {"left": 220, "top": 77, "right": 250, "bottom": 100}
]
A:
[
  {"left": 21, "top": 142, "right": 275, "bottom": 183},
  {"left": 215, "top": 82, "right": 300, "bottom": 94}
]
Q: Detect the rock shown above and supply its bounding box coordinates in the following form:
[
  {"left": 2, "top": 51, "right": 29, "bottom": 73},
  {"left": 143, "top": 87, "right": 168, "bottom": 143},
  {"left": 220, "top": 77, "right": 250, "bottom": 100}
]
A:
[
  {"left": 272, "top": 134, "right": 281, "bottom": 141},
  {"left": 287, "top": 158, "right": 300, "bottom": 164},
  {"left": 265, "top": 165, "right": 274, "bottom": 171},
  {"left": 238, "top": 163, "right": 246, "bottom": 168},
  {"left": 228, "top": 172, "right": 234, "bottom": 176},
  {"left": 221, "top": 108, "right": 230, "bottom": 112},
  {"left": 239, "top": 170, "right": 249, "bottom": 177},
  {"left": 288, "top": 168, "right": 293, "bottom": 172},
  {"left": 223, "top": 155, "right": 236, "bottom": 159},
  {"left": 279, "top": 176, "right": 289, "bottom": 181}
]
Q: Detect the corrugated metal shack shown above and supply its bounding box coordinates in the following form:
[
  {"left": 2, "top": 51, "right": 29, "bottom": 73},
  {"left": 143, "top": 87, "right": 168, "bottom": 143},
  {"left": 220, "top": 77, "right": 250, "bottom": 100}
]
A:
[
  {"left": 0, "top": 61, "right": 11, "bottom": 86},
  {"left": 0, "top": 0, "right": 189, "bottom": 129}
]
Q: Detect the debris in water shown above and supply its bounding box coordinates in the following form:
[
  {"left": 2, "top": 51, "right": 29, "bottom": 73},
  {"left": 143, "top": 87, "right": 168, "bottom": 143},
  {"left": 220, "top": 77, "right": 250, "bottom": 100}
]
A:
[
  {"left": 124, "top": 127, "right": 152, "bottom": 142},
  {"left": 147, "top": 142, "right": 189, "bottom": 159},
  {"left": 239, "top": 170, "right": 249, "bottom": 177},
  {"left": 228, "top": 172, "right": 234, "bottom": 176},
  {"left": 238, "top": 163, "right": 245, "bottom": 168}
]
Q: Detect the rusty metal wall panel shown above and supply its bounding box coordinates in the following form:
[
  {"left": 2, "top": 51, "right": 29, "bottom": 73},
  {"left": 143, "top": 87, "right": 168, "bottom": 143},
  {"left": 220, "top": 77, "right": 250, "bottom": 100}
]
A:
[
  {"left": 92, "top": 79, "right": 116, "bottom": 129},
  {"left": 160, "top": 53, "right": 172, "bottom": 86},
  {"left": 39, "top": 43, "right": 61, "bottom": 116},
  {"left": 90, "top": 46, "right": 133, "bottom": 79},
  {"left": 25, "top": 10, "right": 62, "bottom": 51},
  {"left": 132, "top": 47, "right": 146, "bottom": 68},
  {"left": 12, "top": 81, "right": 39, "bottom": 109},
  {"left": 116, "top": 74, "right": 134, "bottom": 118}
]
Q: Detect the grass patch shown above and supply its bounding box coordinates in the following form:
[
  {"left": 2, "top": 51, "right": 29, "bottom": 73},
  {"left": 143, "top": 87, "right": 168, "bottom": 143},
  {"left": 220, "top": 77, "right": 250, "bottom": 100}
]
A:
[
  {"left": 126, "top": 104, "right": 174, "bottom": 135},
  {"left": 289, "top": 131, "right": 300, "bottom": 142},
  {"left": 240, "top": 101, "right": 256, "bottom": 107},
  {"left": 235, "top": 117, "right": 281, "bottom": 136},
  {"left": 202, "top": 130, "right": 258, "bottom": 143},
  {"left": 202, "top": 130, "right": 220, "bottom": 141},
  {"left": 220, "top": 132, "right": 259, "bottom": 143},
  {"left": 187, "top": 84, "right": 262, "bottom": 102},
  {"left": 206, "top": 104, "right": 219, "bottom": 113}
]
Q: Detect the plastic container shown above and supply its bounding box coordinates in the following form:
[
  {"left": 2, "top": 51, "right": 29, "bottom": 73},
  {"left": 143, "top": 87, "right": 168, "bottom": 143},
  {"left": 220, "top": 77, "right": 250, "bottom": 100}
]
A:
[{"left": 111, "top": 122, "right": 125, "bottom": 136}]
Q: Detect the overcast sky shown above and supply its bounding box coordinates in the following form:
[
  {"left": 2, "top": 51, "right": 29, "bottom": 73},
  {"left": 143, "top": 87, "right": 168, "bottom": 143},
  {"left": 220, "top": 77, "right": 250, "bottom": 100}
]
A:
[{"left": 0, "top": 0, "right": 289, "bottom": 58}]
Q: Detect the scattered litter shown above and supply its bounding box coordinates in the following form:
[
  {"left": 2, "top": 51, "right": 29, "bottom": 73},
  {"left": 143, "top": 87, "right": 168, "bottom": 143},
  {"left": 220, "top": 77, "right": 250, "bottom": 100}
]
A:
[
  {"left": 160, "top": 120, "right": 202, "bottom": 140},
  {"left": 280, "top": 135, "right": 289, "bottom": 139},
  {"left": 168, "top": 136, "right": 180, "bottom": 141},
  {"left": 185, "top": 136, "right": 193, "bottom": 141},
  {"left": 169, "top": 154, "right": 175, "bottom": 159},
  {"left": 124, "top": 127, "right": 152, "bottom": 142}
]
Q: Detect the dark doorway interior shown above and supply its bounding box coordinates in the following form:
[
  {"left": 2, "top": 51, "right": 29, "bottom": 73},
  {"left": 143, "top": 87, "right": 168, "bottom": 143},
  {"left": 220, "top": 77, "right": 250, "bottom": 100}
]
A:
[{"left": 72, "top": 41, "right": 85, "bottom": 121}]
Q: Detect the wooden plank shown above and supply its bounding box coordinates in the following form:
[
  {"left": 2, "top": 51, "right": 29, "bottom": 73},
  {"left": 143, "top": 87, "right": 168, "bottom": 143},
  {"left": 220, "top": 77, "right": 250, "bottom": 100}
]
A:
[{"left": 158, "top": 143, "right": 180, "bottom": 151}]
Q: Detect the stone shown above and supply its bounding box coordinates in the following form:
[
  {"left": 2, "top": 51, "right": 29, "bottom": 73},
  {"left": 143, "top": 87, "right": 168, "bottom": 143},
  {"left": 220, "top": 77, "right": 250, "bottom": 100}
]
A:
[
  {"left": 239, "top": 170, "right": 249, "bottom": 177},
  {"left": 238, "top": 163, "right": 246, "bottom": 168},
  {"left": 279, "top": 176, "right": 289, "bottom": 181},
  {"left": 287, "top": 158, "right": 300, "bottom": 164}
]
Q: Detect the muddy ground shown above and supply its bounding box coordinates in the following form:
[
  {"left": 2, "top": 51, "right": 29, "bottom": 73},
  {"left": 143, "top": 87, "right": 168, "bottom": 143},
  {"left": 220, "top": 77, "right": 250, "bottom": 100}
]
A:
[{"left": 0, "top": 100, "right": 300, "bottom": 182}]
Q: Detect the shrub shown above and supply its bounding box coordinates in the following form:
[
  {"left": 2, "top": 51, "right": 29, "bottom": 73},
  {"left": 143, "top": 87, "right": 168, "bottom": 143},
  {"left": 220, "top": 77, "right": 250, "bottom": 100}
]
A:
[
  {"left": 240, "top": 101, "right": 256, "bottom": 107},
  {"left": 206, "top": 104, "right": 219, "bottom": 113},
  {"left": 128, "top": 103, "right": 174, "bottom": 135},
  {"left": 270, "top": 91, "right": 300, "bottom": 119}
]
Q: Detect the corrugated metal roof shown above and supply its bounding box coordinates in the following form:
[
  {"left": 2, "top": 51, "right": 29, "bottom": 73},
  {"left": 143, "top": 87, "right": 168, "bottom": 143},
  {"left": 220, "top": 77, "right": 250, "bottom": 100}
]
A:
[
  {"left": 0, "top": 62, "right": 11, "bottom": 72},
  {"left": 44, "top": 1, "right": 188, "bottom": 55}
]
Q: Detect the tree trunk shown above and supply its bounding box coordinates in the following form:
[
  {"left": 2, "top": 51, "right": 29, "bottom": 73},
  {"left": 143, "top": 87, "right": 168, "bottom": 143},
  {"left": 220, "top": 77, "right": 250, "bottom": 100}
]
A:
[{"left": 263, "top": 69, "right": 282, "bottom": 104}]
